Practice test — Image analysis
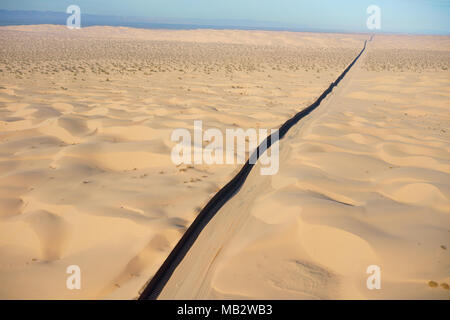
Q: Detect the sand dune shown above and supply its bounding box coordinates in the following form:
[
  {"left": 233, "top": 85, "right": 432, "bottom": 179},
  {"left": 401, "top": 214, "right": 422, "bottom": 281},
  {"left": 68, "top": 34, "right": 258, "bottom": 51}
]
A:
[
  {"left": 160, "top": 36, "right": 450, "bottom": 300},
  {"left": 0, "top": 26, "right": 448, "bottom": 299},
  {"left": 0, "top": 26, "right": 363, "bottom": 299},
  {"left": 0, "top": 24, "right": 366, "bottom": 47}
]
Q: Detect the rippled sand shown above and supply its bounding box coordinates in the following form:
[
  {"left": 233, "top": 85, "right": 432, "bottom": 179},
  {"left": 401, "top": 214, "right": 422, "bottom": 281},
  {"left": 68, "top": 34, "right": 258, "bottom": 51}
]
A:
[
  {"left": 0, "top": 27, "right": 448, "bottom": 299},
  {"left": 0, "top": 25, "right": 363, "bottom": 299},
  {"left": 160, "top": 35, "right": 450, "bottom": 300}
]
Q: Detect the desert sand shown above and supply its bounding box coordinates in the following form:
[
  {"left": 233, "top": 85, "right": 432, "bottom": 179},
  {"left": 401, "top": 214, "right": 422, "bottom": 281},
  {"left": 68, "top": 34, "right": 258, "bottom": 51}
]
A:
[
  {"left": 160, "top": 35, "right": 450, "bottom": 299},
  {"left": 0, "top": 25, "right": 362, "bottom": 299},
  {"left": 0, "top": 26, "right": 449, "bottom": 299}
]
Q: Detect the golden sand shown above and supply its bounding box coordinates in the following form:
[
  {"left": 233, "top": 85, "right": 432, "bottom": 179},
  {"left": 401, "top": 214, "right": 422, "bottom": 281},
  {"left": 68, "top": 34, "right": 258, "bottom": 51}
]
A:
[{"left": 0, "top": 26, "right": 449, "bottom": 299}]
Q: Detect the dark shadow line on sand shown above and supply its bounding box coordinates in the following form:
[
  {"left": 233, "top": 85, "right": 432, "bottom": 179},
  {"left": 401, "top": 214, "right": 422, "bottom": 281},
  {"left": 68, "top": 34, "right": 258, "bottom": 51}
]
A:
[{"left": 138, "top": 38, "right": 368, "bottom": 300}]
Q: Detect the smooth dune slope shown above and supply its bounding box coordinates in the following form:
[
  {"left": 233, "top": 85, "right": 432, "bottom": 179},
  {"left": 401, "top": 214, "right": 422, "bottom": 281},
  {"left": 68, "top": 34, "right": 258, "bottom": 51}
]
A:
[
  {"left": 160, "top": 35, "right": 450, "bottom": 299},
  {"left": 0, "top": 25, "right": 363, "bottom": 299}
]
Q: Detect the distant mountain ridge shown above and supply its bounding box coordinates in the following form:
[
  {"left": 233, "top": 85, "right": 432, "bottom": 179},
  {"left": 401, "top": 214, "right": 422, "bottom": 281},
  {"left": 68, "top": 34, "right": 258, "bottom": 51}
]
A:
[
  {"left": 0, "top": 9, "right": 318, "bottom": 32},
  {"left": 2, "top": 9, "right": 445, "bottom": 34}
]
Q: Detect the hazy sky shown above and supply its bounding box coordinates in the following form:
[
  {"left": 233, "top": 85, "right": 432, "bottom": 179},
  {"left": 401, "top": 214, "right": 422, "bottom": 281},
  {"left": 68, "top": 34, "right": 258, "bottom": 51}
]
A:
[{"left": 1, "top": 0, "right": 449, "bottom": 34}]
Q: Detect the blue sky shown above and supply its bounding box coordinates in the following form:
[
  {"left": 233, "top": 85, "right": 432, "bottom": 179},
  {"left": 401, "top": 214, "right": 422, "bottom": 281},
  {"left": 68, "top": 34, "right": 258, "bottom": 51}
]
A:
[{"left": 1, "top": 0, "right": 449, "bottom": 34}]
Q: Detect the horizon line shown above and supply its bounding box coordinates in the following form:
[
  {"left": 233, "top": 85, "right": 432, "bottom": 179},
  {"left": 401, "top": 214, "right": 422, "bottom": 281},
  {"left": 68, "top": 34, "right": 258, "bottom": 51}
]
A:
[{"left": 0, "top": 9, "right": 449, "bottom": 36}]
